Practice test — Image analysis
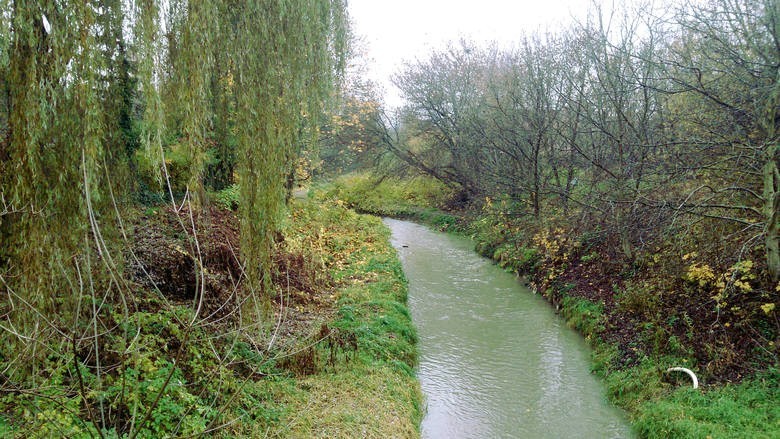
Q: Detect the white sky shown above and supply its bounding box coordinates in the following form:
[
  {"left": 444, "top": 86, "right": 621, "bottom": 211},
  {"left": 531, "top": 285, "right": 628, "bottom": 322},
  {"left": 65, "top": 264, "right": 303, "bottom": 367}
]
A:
[{"left": 347, "top": 0, "right": 592, "bottom": 107}]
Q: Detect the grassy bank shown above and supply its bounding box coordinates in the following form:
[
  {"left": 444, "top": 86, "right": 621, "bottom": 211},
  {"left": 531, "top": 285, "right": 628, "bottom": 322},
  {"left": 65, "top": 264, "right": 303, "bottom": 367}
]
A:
[
  {"left": 319, "top": 173, "right": 465, "bottom": 232},
  {"left": 325, "top": 173, "right": 779, "bottom": 439},
  {"left": 1, "top": 195, "right": 421, "bottom": 437},
  {"left": 265, "top": 198, "right": 422, "bottom": 437}
]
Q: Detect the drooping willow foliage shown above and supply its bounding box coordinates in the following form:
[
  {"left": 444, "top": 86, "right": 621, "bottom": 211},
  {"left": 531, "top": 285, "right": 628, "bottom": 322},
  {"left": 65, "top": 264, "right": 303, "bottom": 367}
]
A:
[
  {"left": 0, "top": 2, "right": 124, "bottom": 383},
  {"left": 0, "top": 0, "right": 347, "bottom": 388},
  {"left": 154, "top": 0, "right": 348, "bottom": 293},
  {"left": 230, "top": 0, "right": 348, "bottom": 293}
]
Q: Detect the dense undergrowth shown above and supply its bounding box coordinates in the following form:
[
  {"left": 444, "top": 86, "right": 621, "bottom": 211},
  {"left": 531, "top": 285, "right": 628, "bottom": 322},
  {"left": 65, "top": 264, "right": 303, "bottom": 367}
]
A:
[
  {"left": 0, "top": 194, "right": 421, "bottom": 437},
  {"left": 326, "top": 172, "right": 780, "bottom": 438}
]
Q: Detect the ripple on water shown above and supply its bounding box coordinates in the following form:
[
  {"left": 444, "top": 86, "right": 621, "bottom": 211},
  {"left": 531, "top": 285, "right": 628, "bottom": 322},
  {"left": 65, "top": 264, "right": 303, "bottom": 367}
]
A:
[{"left": 384, "top": 218, "right": 634, "bottom": 439}]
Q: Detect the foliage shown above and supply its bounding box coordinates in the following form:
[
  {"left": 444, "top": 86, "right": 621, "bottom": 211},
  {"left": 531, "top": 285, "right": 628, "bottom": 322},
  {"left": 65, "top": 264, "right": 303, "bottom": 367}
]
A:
[
  {"left": 314, "top": 0, "right": 780, "bottom": 435},
  {"left": 615, "top": 280, "right": 662, "bottom": 318},
  {"left": 320, "top": 173, "right": 459, "bottom": 228},
  {"left": 134, "top": 142, "right": 215, "bottom": 197},
  {"left": 4, "top": 307, "right": 229, "bottom": 437},
  {"left": 368, "top": 0, "right": 779, "bottom": 283},
  {"left": 323, "top": 0, "right": 780, "bottom": 414},
  {"left": 214, "top": 184, "right": 241, "bottom": 211},
  {"left": 331, "top": 172, "right": 778, "bottom": 437},
  {"left": 228, "top": 0, "right": 348, "bottom": 292},
  {"left": 317, "top": 69, "right": 388, "bottom": 177},
  {"left": 0, "top": 1, "right": 351, "bottom": 435},
  {"left": 0, "top": 195, "right": 422, "bottom": 436}
]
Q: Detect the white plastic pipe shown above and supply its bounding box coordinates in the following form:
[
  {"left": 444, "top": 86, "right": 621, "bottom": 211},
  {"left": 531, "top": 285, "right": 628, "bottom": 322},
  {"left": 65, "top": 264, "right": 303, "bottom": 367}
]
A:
[
  {"left": 42, "top": 14, "right": 51, "bottom": 35},
  {"left": 666, "top": 367, "right": 699, "bottom": 389}
]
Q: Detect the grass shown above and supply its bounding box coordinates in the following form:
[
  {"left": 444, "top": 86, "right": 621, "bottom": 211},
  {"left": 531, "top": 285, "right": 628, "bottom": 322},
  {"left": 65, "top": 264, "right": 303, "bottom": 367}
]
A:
[
  {"left": 598, "top": 352, "right": 780, "bottom": 438},
  {"left": 533, "top": 269, "right": 780, "bottom": 438},
  {"left": 260, "top": 197, "right": 423, "bottom": 438},
  {"left": 559, "top": 295, "right": 607, "bottom": 339},
  {"left": 631, "top": 371, "right": 779, "bottom": 438},
  {"left": 0, "top": 194, "right": 422, "bottom": 437},
  {"left": 541, "top": 276, "right": 780, "bottom": 438},
  {"left": 275, "top": 364, "right": 421, "bottom": 438},
  {"left": 317, "top": 173, "right": 463, "bottom": 232},
  {"left": 325, "top": 172, "right": 780, "bottom": 439}
]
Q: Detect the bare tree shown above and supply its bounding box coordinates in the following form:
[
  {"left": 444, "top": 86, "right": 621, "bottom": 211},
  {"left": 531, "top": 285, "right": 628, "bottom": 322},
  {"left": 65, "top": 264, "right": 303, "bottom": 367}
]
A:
[
  {"left": 658, "top": 0, "right": 779, "bottom": 281},
  {"left": 559, "top": 5, "right": 669, "bottom": 257},
  {"left": 393, "top": 41, "right": 493, "bottom": 199}
]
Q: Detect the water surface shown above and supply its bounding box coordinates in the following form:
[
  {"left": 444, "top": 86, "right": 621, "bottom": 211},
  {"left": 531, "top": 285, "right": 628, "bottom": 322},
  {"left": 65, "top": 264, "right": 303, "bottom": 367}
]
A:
[{"left": 384, "top": 218, "right": 633, "bottom": 439}]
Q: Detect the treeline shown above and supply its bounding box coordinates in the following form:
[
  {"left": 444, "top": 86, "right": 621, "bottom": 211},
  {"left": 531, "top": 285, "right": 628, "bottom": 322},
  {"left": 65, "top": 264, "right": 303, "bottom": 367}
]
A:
[
  {"left": 0, "top": 0, "right": 347, "bottom": 435},
  {"left": 342, "top": 0, "right": 778, "bottom": 283},
  {"left": 325, "top": 0, "right": 778, "bottom": 380}
]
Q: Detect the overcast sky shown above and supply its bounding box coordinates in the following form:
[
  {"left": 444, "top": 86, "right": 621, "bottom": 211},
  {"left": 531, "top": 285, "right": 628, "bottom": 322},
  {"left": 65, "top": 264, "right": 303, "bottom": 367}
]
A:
[{"left": 347, "top": 0, "right": 591, "bottom": 107}]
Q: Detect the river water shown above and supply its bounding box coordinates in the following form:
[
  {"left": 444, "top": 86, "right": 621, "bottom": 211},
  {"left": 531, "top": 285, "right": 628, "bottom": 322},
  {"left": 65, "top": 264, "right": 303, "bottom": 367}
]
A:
[{"left": 384, "top": 219, "right": 634, "bottom": 439}]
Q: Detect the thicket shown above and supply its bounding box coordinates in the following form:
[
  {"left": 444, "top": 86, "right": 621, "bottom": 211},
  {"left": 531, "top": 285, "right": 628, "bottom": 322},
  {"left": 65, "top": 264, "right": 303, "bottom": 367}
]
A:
[
  {"left": 330, "top": 170, "right": 780, "bottom": 437},
  {"left": 326, "top": 0, "right": 778, "bottom": 380},
  {"left": 0, "top": 0, "right": 354, "bottom": 436},
  {"left": 317, "top": 0, "right": 780, "bottom": 435}
]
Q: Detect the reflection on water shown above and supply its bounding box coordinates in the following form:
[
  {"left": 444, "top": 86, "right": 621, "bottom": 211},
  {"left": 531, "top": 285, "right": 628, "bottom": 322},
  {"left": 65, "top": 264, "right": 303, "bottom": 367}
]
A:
[{"left": 384, "top": 219, "right": 634, "bottom": 439}]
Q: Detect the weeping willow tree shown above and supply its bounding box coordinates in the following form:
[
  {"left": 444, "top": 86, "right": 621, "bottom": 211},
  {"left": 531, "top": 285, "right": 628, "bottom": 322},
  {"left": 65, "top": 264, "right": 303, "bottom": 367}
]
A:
[
  {"left": 0, "top": 0, "right": 347, "bottom": 432},
  {"left": 0, "top": 2, "right": 9, "bottom": 170},
  {"left": 230, "top": 0, "right": 348, "bottom": 295},
  {"left": 142, "top": 0, "right": 347, "bottom": 294},
  {"left": 1, "top": 0, "right": 348, "bottom": 388},
  {"left": 0, "top": 0, "right": 127, "bottom": 385}
]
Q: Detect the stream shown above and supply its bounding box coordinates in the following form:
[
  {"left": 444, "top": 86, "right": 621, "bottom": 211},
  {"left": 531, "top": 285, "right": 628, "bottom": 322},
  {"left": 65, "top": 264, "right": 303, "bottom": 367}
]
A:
[{"left": 384, "top": 218, "right": 634, "bottom": 439}]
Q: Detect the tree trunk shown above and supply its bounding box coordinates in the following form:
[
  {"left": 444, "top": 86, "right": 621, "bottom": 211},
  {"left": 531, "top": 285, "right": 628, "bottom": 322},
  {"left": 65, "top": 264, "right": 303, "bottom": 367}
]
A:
[{"left": 764, "top": 141, "right": 779, "bottom": 283}]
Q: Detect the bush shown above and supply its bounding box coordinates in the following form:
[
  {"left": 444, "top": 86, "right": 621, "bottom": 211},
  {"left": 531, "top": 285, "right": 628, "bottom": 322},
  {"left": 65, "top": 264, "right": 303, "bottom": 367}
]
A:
[
  {"left": 133, "top": 142, "right": 218, "bottom": 198},
  {"left": 616, "top": 281, "right": 661, "bottom": 317},
  {"left": 214, "top": 184, "right": 240, "bottom": 210}
]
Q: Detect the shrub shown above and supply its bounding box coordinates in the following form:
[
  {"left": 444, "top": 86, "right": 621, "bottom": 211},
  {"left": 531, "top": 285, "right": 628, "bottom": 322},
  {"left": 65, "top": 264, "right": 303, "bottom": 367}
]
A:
[{"left": 214, "top": 184, "right": 240, "bottom": 210}]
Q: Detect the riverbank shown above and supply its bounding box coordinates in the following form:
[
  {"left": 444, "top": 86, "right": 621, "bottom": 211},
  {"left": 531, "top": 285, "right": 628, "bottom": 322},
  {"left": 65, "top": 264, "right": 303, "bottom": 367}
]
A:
[
  {"left": 322, "top": 173, "right": 779, "bottom": 438},
  {"left": 266, "top": 197, "right": 422, "bottom": 437},
  {"left": 0, "top": 196, "right": 421, "bottom": 437}
]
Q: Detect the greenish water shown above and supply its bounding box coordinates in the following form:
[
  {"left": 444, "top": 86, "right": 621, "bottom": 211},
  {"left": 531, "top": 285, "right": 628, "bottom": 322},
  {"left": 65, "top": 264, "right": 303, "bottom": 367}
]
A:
[{"left": 384, "top": 219, "right": 634, "bottom": 439}]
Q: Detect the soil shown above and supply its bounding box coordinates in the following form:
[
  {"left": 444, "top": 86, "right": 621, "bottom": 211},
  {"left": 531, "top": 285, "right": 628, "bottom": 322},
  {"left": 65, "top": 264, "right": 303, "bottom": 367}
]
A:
[
  {"left": 127, "top": 205, "right": 242, "bottom": 321},
  {"left": 125, "top": 204, "right": 338, "bottom": 347}
]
